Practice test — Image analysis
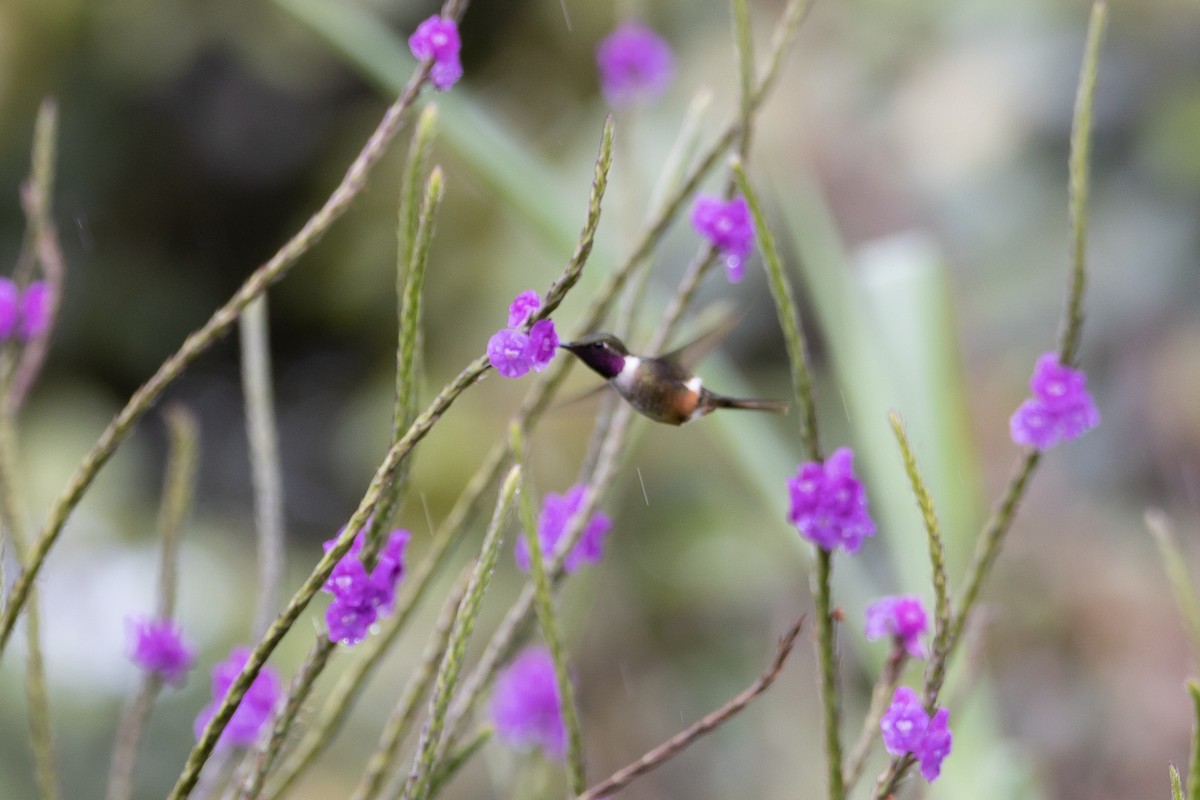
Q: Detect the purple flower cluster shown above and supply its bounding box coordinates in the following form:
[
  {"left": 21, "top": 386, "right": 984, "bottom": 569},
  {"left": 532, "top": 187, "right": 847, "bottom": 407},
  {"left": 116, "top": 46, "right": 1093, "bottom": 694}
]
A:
[
  {"left": 125, "top": 616, "right": 195, "bottom": 687},
  {"left": 490, "top": 647, "right": 567, "bottom": 759},
  {"left": 865, "top": 595, "right": 929, "bottom": 659},
  {"left": 515, "top": 483, "right": 612, "bottom": 574},
  {"left": 408, "top": 15, "right": 463, "bottom": 90},
  {"left": 595, "top": 21, "right": 673, "bottom": 108},
  {"left": 193, "top": 647, "right": 282, "bottom": 748},
  {"left": 786, "top": 447, "right": 876, "bottom": 553},
  {"left": 880, "top": 686, "right": 953, "bottom": 782},
  {"left": 1009, "top": 352, "right": 1100, "bottom": 450},
  {"left": 487, "top": 291, "right": 559, "bottom": 379},
  {"left": 690, "top": 195, "right": 755, "bottom": 282},
  {"left": 0, "top": 278, "right": 49, "bottom": 342},
  {"left": 322, "top": 528, "right": 411, "bottom": 646}
]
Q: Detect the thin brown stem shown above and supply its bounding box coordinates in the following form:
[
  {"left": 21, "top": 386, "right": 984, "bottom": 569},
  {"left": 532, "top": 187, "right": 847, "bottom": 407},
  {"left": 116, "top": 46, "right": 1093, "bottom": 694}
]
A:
[{"left": 576, "top": 617, "right": 805, "bottom": 800}]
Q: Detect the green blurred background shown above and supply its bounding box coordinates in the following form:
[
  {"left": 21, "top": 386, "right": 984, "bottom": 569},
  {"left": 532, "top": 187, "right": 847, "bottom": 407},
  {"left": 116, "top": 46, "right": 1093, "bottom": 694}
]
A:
[{"left": 2, "top": 0, "right": 1199, "bottom": 797}]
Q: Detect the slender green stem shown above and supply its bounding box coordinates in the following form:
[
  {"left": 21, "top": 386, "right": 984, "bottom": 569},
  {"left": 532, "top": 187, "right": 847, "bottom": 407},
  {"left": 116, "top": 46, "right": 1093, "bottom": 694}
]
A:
[
  {"left": 425, "top": 725, "right": 491, "bottom": 799},
  {"left": 0, "top": 432, "right": 57, "bottom": 800},
  {"left": 514, "top": 426, "right": 586, "bottom": 794},
  {"left": 813, "top": 550, "right": 843, "bottom": 800},
  {"left": 730, "top": 161, "right": 819, "bottom": 459},
  {"left": 1146, "top": 510, "right": 1200, "bottom": 661},
  {"left": 10, "top": 99, "right": 63, "bottom": 414},
  {"left": 1175, "top": 766, "right": 1187, "bottom": 800},
  {"left": 106, "top": 676, "right": 164, "bottom": 800},
  {"left": 842, "top": 646, "right": 908, "bottom": 790},
  {"left": 240, "top": 297, "right": 286, "bottom": 640},
  {"left": 353, "top": 565, "right": 471, "bottom": 800},
  {"left": 887, "top": 412, "right": 952, "bottom": 706},
  {"left": 402, "top": 466, "right": 520, "bottom": 800},
  {"left": 1059, "top": 1, "right": 1107, "bottom": 366},
  {"left": 107, "top": 406, "right": 198, "bottom": 800},
  {"left": 1189, "top": 681, "right": 1200, "bottom": 800},
  {"left": 156, "top": 406, "right": 198, "bottom": 620}
]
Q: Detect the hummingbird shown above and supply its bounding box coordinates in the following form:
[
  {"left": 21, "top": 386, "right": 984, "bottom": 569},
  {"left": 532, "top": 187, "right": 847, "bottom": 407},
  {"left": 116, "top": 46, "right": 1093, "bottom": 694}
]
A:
[{"left": 560, "top": 328, "right": 788, "bottom": 426}]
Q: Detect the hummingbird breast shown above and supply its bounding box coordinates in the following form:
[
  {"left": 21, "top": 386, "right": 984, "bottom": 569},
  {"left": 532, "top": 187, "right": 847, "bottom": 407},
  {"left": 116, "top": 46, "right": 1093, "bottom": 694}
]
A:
[{"left": 612, "top": 357, "right": 704, "bottom": 426}]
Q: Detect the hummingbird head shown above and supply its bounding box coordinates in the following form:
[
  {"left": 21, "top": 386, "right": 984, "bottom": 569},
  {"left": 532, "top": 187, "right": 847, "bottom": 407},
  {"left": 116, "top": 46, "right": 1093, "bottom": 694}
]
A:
[{"left": 561, "top": 333, "right": 629, "bottom": 380}]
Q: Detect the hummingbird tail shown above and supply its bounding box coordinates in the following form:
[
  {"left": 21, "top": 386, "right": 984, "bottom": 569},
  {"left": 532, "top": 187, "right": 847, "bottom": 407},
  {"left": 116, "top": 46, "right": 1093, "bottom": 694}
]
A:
[{"left": 710, "top": 395, "right": 790, "bottom": 415}]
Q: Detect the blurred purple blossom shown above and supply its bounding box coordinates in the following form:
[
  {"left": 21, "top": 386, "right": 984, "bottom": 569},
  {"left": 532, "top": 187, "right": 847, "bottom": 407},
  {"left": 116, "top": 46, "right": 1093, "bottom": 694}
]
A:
[
  {"left": 596, "top": 21, "right": 673, "bottom": 108},
  {"left": 1009, "top": 352, "right": 1099, "bottom": 450},
  {"left": 490, "top": 647, "right": 567, "bottom": 759},
  {"left": 126, "top": 617, "right": 195, "bottom": 687},
  {"left": 193, "top": 647, "right": 281, "bottom": 748},
  {"left": 691, "top": 195, "right": 754, "bottom": 282},
  {"left": 514, "top": 483, "right": 611, "bottom": 573},
  {"left": 880, "top": 686, "right": 952, "bottom": 782},
  {"left": 865, "top": 595, "right": 929, "bottom": 659}
]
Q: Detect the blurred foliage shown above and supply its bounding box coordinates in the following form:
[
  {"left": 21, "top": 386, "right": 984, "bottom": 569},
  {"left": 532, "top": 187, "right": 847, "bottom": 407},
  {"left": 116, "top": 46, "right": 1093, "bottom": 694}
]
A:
[{"left": 2, "top": 0, "right": 1200, "bottom": 798}]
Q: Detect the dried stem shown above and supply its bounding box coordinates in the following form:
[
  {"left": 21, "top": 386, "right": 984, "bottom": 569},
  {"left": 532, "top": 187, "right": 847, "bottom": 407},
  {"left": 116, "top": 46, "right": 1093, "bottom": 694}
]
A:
[{"left": 577, "top": 617, "right": 805, "bottom": 800}]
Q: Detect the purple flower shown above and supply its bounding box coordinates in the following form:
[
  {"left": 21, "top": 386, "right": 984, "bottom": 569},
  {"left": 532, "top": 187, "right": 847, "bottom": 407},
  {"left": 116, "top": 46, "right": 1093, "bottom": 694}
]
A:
[
  {"left": 508, "top": 290, "right": 541, "bottom": 328},
  {"left": 321, "top": 528, "right": 411, "bottom": 645},
  {"left": 126, "top": 617, "right": 195, "bottom": 687},
  {"left": 515, "top": 484, "right": 612, "bottom": 573},
  {"left": 0, "top": 279, "right": 50, "bottom": 342},
  {"left": 880, "top": 686, "right": 929, "bottom": 755},
  {"left": 488, "top": 291, "right": 559, "bottom": 378},
  {"left": 326, "top": 597, "right": 379, "bottom": 645},
  {"left": 20, "top": 281, "right": 49, "bottom": 340},
  {"left": 786, "top": 447, "right": 876, "bottom": 553},
  {"left": 880, "top": 686, "right": 952, "bottom": 783},
  {"left": 691, "top": 195, "right": 755, "bottom": 282},
  {"left": 865, "top": 595, "right": 929, "bottom": 659},
  {"left": 527, "top": 319, "right": 559, "bottom": 372},
  {"left": 596, "top": 21, "right": 673, "bottom": 108},
  {"left": 488, "top": 328, "right": 534, "bottom": 378},
  {"left": 408, "top": 16, "right": 463, "bottom": 90},
  {"left": 193, "top": 647, "right": 281, "bottom": 748},
  {"left": 919, "top": 708, "right": 953, "bottom": 781},
  {"left": 0, "top": 278, "right": 19, "bottom": 339},
  {"left": 1009, "top": 352, "right": 1100, "bottom": 450},
  {"left": 490, "top": 647, "right": 567, "bottom": 759}
]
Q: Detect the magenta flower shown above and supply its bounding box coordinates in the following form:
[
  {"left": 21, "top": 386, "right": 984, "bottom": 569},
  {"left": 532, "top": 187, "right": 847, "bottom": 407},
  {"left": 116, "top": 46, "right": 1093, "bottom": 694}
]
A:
[
  {"left": 508, "top": 290, "right": 541, "bottom": 328},
  {"left": 691, "top": 194, "right": 754, "bottom": 282},
  {"left": 126, "top": 617, "right": 195, "bottom": 687},
  {"left": 490, "top": 647, "right": 567, "bottom": 759},
  {"left": 487, "top": 291, "right": 558, "bottom": 378},
  {"left": 20, "top": 281, "right": 49, "bottom": 340},
  {"left": 321, "top": 528, "right": 411, "bottom": 645},
  {"left": 865, "top": 595, "right": 929, "bottom": 659},
  {"left": 786, "top": 447, "right": 876, "bottom": 553},
  {"left": 919, "top": 708, "right": 953, "bottom": 781},
  {"left": 1009, "top": 352, "right": 1099, "bottom": 450},
  {"left": 408, "top": 15, "right": 463, "bottom": 90},
  {"left": 488, "top": 329, "right": 533, "bottom": 378},
  {"left": 596, "top": 21, "right": 673, "bottom": 108},
  {"left": 193, "top": 647, "right": 281, "bottom": 748},
  {"left": 527, "top": 319, "right": 559, "bottom": 372},
  {"left": 0, "top": 278, "right": 19, "bottom": 339},
  {"left": 0, "top": 278, "right": 50, "bottom": 342},
  {"left": 880, "top": 686, "right": 952, "bottom": 782},
  {"left": 515, "top": 484, "right": 612, "bottom": 573}
]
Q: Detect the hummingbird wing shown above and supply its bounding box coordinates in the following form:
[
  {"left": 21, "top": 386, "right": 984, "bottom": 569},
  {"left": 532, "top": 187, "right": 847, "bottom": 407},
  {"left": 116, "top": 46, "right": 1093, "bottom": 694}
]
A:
[{"left": 659, "top": 308, "right": 744, "bottom": 368}]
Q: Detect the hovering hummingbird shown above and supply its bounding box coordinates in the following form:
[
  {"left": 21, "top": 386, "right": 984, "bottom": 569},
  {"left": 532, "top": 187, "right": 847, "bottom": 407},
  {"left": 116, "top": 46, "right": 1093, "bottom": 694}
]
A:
[{"left": 560, "top": 324, "right": 788, "bottom": 426}]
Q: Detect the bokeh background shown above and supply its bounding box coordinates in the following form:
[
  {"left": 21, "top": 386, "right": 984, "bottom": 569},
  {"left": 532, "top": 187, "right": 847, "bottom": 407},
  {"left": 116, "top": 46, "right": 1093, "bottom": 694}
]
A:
[{"left": 2, "top": 0, "right": 1199, "bottom": 797}]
